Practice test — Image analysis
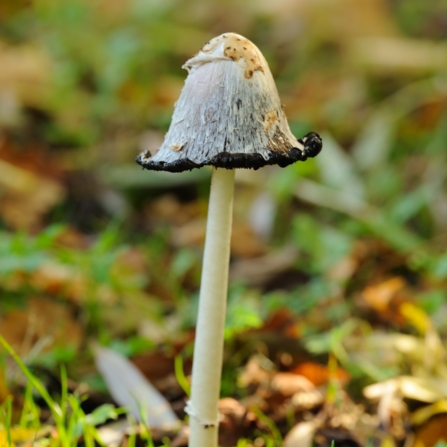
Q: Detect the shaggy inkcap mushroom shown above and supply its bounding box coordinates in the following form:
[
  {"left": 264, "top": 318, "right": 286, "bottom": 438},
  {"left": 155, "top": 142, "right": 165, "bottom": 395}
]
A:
[
  {"left": 137, "top": 33, "right": 322, "bottom": 447},
  {"left": 136, "top": 33, "right": 322, "bottom": 172}
]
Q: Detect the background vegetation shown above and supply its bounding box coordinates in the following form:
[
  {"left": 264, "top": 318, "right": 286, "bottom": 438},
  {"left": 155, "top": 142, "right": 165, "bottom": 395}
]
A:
[{"left": 1, "top": 0, "right": 447, "bottom": 446}]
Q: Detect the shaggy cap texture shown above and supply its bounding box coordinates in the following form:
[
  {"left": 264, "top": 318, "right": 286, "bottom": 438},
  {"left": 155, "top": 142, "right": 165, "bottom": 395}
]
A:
[{"left": 136, "top": 33, "right": 322, "bottom": 172}]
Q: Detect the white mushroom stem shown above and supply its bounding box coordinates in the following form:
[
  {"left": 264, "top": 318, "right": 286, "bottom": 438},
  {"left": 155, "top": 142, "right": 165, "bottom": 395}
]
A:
[{"left": 188, "top": 167, "right": 235, "bottom": 447}]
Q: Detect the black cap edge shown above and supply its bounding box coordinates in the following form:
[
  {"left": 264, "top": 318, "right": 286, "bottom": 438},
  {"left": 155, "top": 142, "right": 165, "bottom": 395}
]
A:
[{"left": 136, "top": 132, "right": 322, "bottom": 173}]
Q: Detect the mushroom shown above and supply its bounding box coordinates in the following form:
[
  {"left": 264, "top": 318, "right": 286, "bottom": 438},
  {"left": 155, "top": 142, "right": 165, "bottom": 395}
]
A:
[{"left": 136, "top": 33, "right": 322, "bottom": 447}]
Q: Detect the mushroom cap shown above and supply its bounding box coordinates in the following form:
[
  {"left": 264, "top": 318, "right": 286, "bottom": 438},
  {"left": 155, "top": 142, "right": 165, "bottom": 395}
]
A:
[{"left": 136, "top": 33, "right": 322, "bottom": 172}]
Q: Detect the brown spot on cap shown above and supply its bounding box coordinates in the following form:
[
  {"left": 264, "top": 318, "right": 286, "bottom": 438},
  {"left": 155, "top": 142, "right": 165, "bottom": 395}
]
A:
[
  {"left": 169, "top": 142, "right": 185, "bottom": 152},
  {"left": 222, "top": 34, "right": 265, "bottom": 79},
  {"left": 259, "top": 111, "right": 278, "bottom": 132}
]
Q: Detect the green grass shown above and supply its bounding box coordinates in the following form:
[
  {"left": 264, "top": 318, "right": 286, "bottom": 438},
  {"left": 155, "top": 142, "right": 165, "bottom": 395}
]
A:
[
  {"left": 0, "top": 332, "right": 183, "bottom": 447},
  {"left": 174, "top": 354, "right": 191, "bottom": 397},
  {"left": 0, "top": 334, "right": 123, "bottom": 447}
]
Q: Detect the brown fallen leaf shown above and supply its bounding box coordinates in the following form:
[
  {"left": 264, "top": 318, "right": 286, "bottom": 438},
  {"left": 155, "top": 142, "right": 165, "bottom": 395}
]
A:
[
  {"left": 131, "top": 347, "right": 192, "bottom": 401},
  {"left": 0, "top": 157, "right": 65, "bottom": 230},
  {"left": 0, "top": 41, "right": 52, "bottom": 111},
  {"left": 149, "top": 194, "right": 202, "bottom": 226},
  {"left": 219, "top": 398, "right": 258, "bottom": 447},
  {"left": 271, "top": 372, "right": 315, "bottom": 396},
  {"left": 258, "top": 308, "right": 299, "bottom": 337},
  {"left": 291, "top": 388, "right": 324, "bottom": 411},
  {"left": 412, "top": 400, "right": 447, "bottom": 427},
  {"left": 172, "top": 217, "right": 205, "bottom": 247},
  {"left": 238, "top": 356, "right": 273, "bottom": 388},
  {"left": 230, "top": 222, "right": 266, "bottom": 258},
  {"left": 30, "top": 262, "right": 87, "bottom": 302},
  {"left": 238, "top": 356, "right": 324, "bottom": 429},
  {"left": 362, "top": 277, "right": 406, "bottom": 312},
  {"left": 291, "top": 362, "right": 350, "bottom": 387},
  {"left": 414, "top": 414, "right": 447, "bottom": 447},
  {"left": 0, "top": 297, "right": 82, "bottom": 356}
]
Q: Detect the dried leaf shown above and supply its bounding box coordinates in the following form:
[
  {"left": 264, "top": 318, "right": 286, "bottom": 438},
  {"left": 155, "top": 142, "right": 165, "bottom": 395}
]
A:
[
  {"left": 238, "top": 356, "right": 272, "bottom": 388},
  {"left": 93, "top": 345, "right": 179, "bottom": 428},
  {"left": 362, "top": 277, "right": 406, "bottom": 312},
  {"left": 291, "top": 389, "right": 324, "bottom": 411},
  {"left": 218, "top": 397, "right": 257, "bottom": 446},
  {"left": 30, "top": 262, "right": 87, "bottom": 302},
  {"left": 283, "top": 421, "right": 318, "bottom": 447},
  {"left": 97, "top": 419, "right": 130, "bottom": 447},
  {"left": 0, "top": 158, "right": 65, "bottom": 230},
  {"left": 271, "top": 373, "right": 315, "bottom": 396},
  {"left": 412, "top": 400, "right": 447, "bottom": 426},
  {"left": 380, "top": 436, "right": 397, "bottom": 447},
  {"left": 414, "top": 413, "right": 447, "bottom": 447},
  {"left": 0, "top": 42, "right": 51, "bottom": 110},
  {"left": 365, "top": 376, "right": 445, "bottom": 403},
  {"left": 230, "top": 222, "right": 266, "bottom": 258},
  {"left": 291, "top": 362, "right": 350, "bottom": 387},
  {"left": 399, "top": 302, "right": 431, "bottom": 335},
  {"left": 0, "top": 297, "right": 82, "bottom": 356}
]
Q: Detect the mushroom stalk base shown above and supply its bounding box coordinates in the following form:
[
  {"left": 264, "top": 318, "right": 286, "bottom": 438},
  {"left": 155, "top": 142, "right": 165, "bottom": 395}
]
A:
[{"left": 188, "top": 168, "right": 235, "bottom": 447}]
